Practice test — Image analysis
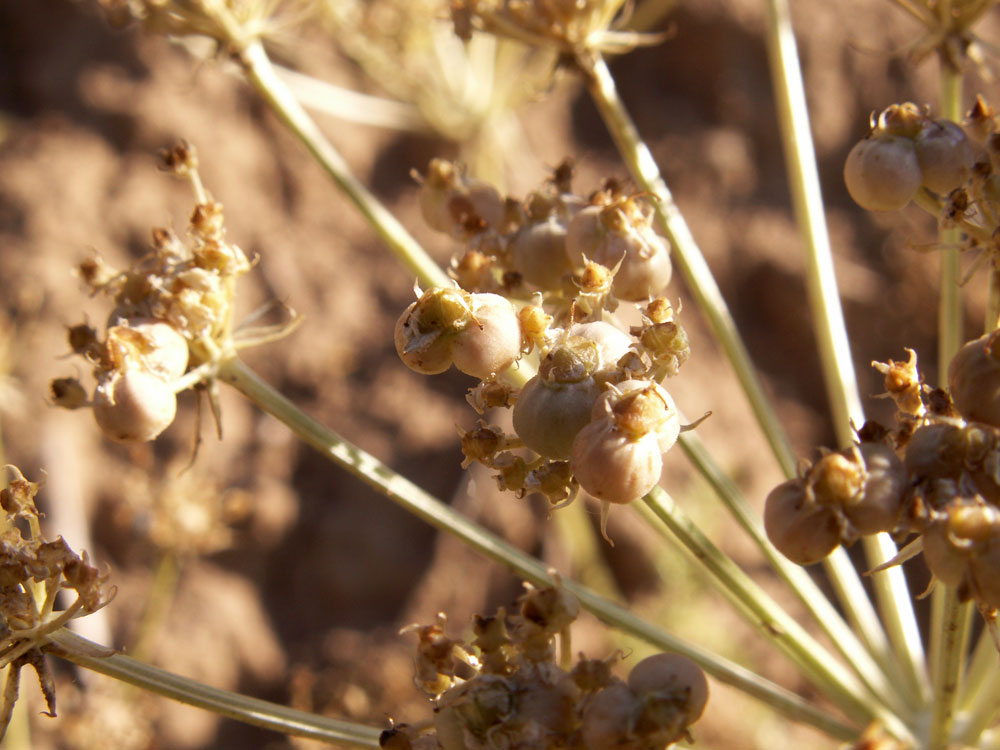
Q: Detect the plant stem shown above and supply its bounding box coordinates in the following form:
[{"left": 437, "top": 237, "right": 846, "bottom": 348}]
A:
[
  {"left": 217, "top": 356, "right": 858, "bottom": 739},
  {"left": 45, "top": 629, "right": 382, "bottom": 747},
  {"left": 926, "top": 60, "right": 971, "bottom": 750},
  {"left": 677, "top": 431, "right": 909, "bottom": 713},
  {"left": 927, "top": 589, "right": 973, "bottom": 750},
  {"left": 639, "top": 488, "right": 913, "bottom": 740},
  {"left": 760, "top": 0, "right": 928, "bottom": 707},
  {"left": 955, "top": 618, "right": 1000, "bottom": 745},
  {"left": 576, "top": 49, "right": 796, "bottom": 479},
  {"left": 234, "top": 40, "right": 451, "bottom": 291}
]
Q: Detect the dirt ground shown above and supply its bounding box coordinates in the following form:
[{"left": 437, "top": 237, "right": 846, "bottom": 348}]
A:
[{"left": 0, "top": 1, "right": 994, "bottom": 748}]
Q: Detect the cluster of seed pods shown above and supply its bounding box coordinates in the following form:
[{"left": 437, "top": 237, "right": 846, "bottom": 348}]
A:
[
  {"left": 382, "top": 584, "right": 708, "bottom": 750},
  {"left": 397, "top": 161, "right": 690, "bottom": 535},
  {"left": 764, "top": 337, "right": 1000, "bottom": 613},
  {"left": 51, "top": 142, "right": 252, "bottom": 443}
]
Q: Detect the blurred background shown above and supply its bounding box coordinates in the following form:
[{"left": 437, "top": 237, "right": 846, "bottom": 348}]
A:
[{"left": 0, "top": 0, "right": 997, "bottom": 747}]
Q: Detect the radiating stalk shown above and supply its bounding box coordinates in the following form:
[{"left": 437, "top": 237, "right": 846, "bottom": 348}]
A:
[
  {"left": 578, "top": 45, "right": 906, "bottom": 694},
  {"left": 927, "top": 590, "right": 973, "bottom": 749},
  {"left": 234, "top": 40, "right": 450, "bottom": 291},
  {"left": 639, "top": 488, "right": 913, "bottom": 741},
  {"left": 217, "top": 357, "right": 857, "bottom": 739},
  {"left": 955, "top": 619, "right": 1000, "bottom": 745},
  {"left": 677, "top": 431, "right": 910, "bottom": 714},
  {"left": 761, "top": 0, "right": 928, "bottom": 707},
  {"left": 46, "top": 629, "right": 382, "bottom": 747}
]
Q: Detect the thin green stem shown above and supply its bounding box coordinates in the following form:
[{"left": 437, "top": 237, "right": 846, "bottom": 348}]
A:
[
  {"left": 761, "top": 0, "right": 927, "bottom": 706},
  {"left": 217, "top": 356, "right": 858, "bottom": 739},
  {"left": 927, "top": 62, "right": 970, "bottom": 750},
  {"left": 677, "top": 431, "right": 911, "bottom": 714},
  {"left": 45, "top": 629, "right": 382, "bottom": 747},
  {"left": 576, "top": 49, "right": 796, "bottom": 479},
  {"left": 639, "top": 488, "right": 913, "bottom": 741},
  {"left": 955, "top": 618, "right": 1000, "bottom": 745},
  {"left": 234, "top": 40, "right": 450, "bottom": 290},
  {"left": 129, "top": 551, "right": 182, "bottom": 664},
  {"left": 927, "top": 590, "right": 973, "bottom": 750}
]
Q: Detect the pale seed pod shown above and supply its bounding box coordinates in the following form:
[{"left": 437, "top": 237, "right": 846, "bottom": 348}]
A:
[
  {"left": 763, "top": 478, "right": 841, "bottom": 565},
  {"left": 509, "top": 216, "right": 572, "bottom": 289},
  {"left": 571, "top": 418, "right": 663, "bottom": 504},
  {"left": 418, "top": 159, "right": 504, "bottom": 236},
  {"left": 843, "top": 135, "right": 922, "bottom": 211},
  {"left": 627, "top": 652, "right": 708, "bottom": 727},
  {"left": 949, "top": 331, "right": 1000, "bottom": 427},
  {"left": 915, "top": 118, "right": 974, "bottom": 195},
  {"left": 393, "top": 288, "right": 473, "bottom": 375},
  {"left": 580, "top": 682, "right": 643, "bottom": 750},
  {"left": 106, "top": 318, "right": 189, "bottom": 382},
  {"left": 512, "top": 360, "right": 601, "bottom": 459},
  {"left": 567, "top": 321, "right": 633, "bottom": 380},
  {"left": 592, "top": 379, "right": 681, "bottom": 454},
  {"left": 565, "top": 203, "right": 672, "bottom": 301},
  {"left": 450, "top": 293, "right": 522, "bottom": 379},
  {"left": 92, "top": 366, "right": 178, "bottom": 442}
]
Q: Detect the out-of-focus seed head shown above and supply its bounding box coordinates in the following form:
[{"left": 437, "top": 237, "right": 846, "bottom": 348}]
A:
[
  {"left": 580, "top": 682, "right": 642, "bottom": 750},
  {"left": 949, "top": 330, "right": 1000, "bottom": 427},
  {"left": 105, "top": 318, "right": 189, "bottom": 383},
  {"left": 844, "top": 135, "right": 922, "bottom": 211},
  {"left": 50, "top": 377, "right": 89, "bottom": 409},
  {"left": 510, "top": 216, "right": 572, "bottom": 289}
]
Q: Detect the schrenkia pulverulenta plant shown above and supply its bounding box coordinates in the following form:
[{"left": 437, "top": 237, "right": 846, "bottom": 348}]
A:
[{"left": 4, "top": 0, "right": 1000, "bottom": 748}]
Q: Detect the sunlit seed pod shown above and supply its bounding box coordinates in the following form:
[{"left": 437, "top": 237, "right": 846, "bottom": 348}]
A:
[
  {"left": 915, "top": 118, "right": 974, "bottom": 194},
  {"left": 393, "top": 301, "right": 454, "bottom": 375},
  {"left": 763, "top": 478, "right": 841, "bottom": 565},
  {"left": 92, "top": 366, "right": 177, "bottom": 442},
  {"left": 592, "top": 380, "right": 681, "bottom": 454},
  {"left": 580, "top": 682, "right": 643, "bottom": 750},
  {"left": 627, "top": 652, "right": 708, "bottom": 727},
  {"left": 510, "top": 216, "right": 572, "bottom": 289},
  {"left": 571, "top": 418, "right": 663, "bottom": 504},
  {"left": 567, "top": 321, "right": 634, "bottom": 379},
  {"left": 513, "top": 373, "right": 601, "bottom": 459},
  {"left": 106, "top": 318, "right": 189, "bottom": 382},
  {"left": 450, "top": 293, "right": 522, "bottom": 379},
  {"left": 565, "top": 204, "right": 672, "bottom": 301},
  {"left": 949, "top": 331, "right": 1000, "bottom": 427},
  {"left": 843, "top": 135, "right": 922, "bottom": 211}
]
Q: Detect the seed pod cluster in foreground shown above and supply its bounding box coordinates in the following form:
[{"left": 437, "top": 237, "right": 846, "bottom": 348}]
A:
[
  {"left": 381, "top": 584, "right": 708, "bottom": 750},
  {"left": 399, "top": 161, "right": 695, "bottom": 540},
  {"left": 764, "top": 342, "right": 1000, "bottom": 614}
]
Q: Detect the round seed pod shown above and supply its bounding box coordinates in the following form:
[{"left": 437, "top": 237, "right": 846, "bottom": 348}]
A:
[
  {"left": 510, "top": 216, "right": 572, "bottom": 289},
  {"left": 418, "top": 160, "right": 504, "bottom": 236},
  {"left": 809, "top": 443, "right": 906, "bottom": 536},
  {"left": 904, "top": 423, "right": 966, "bottom": 480},
  {"left": 843, "top": 135, "right": 922, "bottom": 211},
  {"left": 592, "top": 380, "right": 681, "bottom": 454},
  {"left": 393, "top": 300, "right": 456, "bottom": 375},
  {"left": 571, "top": 418, "right": 663, "bottom": 504},
  {"left": 450, "top": 293, "right": 522, "bottom": 379},
  {"left": 565, "top": 204, "right": 672, "bottom": 301},
  {"left": 922, "top": 501, "right": 1000, "bottom": 591},
  {"left": 914, "top": 118, "right": 974, "bottom": 195},
  {"left": 567, "top": 321, "right": 633, "bottom": 380},
  {"left": 106, "top": 318, "right": 189, "bottom": 382},
  {"left": 580, "top": 682, "right": 642, "bottom": 750},
  {"left": 949, "top": 331, "right": 1000, "bottom": 427},
  {"left": 627, "top": 653, "right": 708, "bottom": 727},
  {"left": 513, "top": 367, "right": 601, "bottom": 459},
  {"left": 92, "top": 366, "right": 177, "bottom": 442},
  {"left": 763, "top": 478, "right": 841, "bottom": 565}
]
